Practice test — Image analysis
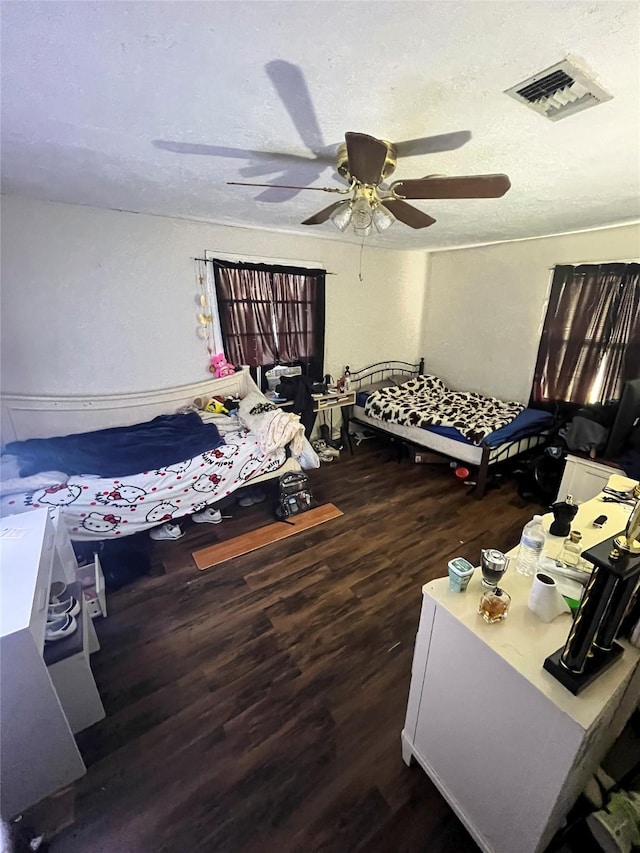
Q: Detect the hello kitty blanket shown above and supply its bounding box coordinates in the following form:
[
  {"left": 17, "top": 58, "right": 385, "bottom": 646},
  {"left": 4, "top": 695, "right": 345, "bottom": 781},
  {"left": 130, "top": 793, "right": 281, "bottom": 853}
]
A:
[{"left": 0, "top": 428, "right": 287, "bottom": 541}]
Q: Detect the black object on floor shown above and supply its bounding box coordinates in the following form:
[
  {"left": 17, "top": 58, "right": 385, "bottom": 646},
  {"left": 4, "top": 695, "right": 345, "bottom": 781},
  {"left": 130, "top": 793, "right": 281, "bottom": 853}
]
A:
[{"left": 73, "top": 533, "right": 152, "bottom": 590}]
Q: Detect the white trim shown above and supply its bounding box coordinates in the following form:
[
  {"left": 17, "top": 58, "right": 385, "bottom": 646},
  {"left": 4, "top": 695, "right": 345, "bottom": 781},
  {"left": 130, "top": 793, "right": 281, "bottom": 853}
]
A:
[
  {"left": 1, "top": 368, "right": 252, "bottom": 442},
  {"left": 202, "top": 261, "right": 225, "bottom": 357},
  {"left": 204, "top": 249, "right": 322, "bottom": 269},
  {"left": 423, "top": 219, "right": 640, "bottom": 254}
]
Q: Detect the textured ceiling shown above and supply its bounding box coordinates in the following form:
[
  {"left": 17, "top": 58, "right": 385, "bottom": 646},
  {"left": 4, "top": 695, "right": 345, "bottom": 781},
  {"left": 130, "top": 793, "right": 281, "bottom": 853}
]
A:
[{"left": 2, "top": 1, "right": 639, "bottom": 250}]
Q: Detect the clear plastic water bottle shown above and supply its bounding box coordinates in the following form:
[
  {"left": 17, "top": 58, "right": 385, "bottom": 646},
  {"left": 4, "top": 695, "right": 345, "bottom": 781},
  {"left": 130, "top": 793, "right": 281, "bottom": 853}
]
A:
[
  {"left": 516, "top": 514, "right": 545, "bottom": 576},
  {"left": 343, "top": 366, "right": 351, "bottom": 391}
]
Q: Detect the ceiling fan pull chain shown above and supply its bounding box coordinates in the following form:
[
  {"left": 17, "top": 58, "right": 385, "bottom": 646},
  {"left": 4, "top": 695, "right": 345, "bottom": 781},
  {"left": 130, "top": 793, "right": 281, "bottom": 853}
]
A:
[{"left": 359, "top": 235, "right": 366, "bottom": 282}]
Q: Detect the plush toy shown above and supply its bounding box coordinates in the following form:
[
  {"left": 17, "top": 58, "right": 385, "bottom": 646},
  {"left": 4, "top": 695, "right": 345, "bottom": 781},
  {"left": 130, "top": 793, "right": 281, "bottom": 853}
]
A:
[
  {"left": 204, "top": 399, "right": 229, "bottom": 415},
  {"left": 209, "top": 352, "right": 235, "bottom": 378}
]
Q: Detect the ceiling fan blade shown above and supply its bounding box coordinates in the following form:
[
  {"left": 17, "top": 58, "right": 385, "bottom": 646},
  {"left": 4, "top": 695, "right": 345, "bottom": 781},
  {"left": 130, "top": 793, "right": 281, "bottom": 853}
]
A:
[
  {"left": 301, "top": 201, "right": 347, "bottom": 226},
  {"left": 390, "top": 174, "right": 511, "bottom": 200},
  {"left": 246, "top": 165, "right": 337, "bottom": 202},
  {"left": 394, "top": 131, "right": 472, "bottom": 158},
  {"left": 345, "top": 132, "right": 388, "bottom": 185},
  {"left": 381, "top": 199, "right": 436, "bottom": 229}
]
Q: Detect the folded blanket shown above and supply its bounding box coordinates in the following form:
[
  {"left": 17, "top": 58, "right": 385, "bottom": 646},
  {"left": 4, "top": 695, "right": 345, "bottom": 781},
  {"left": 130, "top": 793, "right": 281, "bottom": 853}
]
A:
[
  {"left": 6, "top": 412, "right": 224, "bottom": 478},
  {"left": 238, "top": 391, "right": 306, "bottom": 457}
]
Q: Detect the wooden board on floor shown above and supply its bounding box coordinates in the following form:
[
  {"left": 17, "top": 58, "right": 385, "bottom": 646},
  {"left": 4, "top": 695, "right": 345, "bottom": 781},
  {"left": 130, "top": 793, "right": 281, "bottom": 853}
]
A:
[{"left": 192, "top": 503, "right": 343, "bottom": 570}]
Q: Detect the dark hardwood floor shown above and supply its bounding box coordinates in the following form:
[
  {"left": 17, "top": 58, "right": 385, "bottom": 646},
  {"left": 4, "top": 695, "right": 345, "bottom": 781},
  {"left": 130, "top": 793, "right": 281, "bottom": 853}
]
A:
[{"left": 50, "top": 439, "right": 540, "bottom": 853}]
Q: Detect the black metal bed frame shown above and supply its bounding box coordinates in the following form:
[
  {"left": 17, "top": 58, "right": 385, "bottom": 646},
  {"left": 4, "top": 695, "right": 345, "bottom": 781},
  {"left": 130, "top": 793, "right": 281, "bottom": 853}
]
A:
[{"left": 348, "top": 358, "right": 547, "bottom": 499}]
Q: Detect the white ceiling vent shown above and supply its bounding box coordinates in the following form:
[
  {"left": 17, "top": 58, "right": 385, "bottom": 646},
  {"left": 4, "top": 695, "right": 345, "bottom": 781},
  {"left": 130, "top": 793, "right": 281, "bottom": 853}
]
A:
[{"left": 505, "top": 59, "right": 613, "bottom": 122}]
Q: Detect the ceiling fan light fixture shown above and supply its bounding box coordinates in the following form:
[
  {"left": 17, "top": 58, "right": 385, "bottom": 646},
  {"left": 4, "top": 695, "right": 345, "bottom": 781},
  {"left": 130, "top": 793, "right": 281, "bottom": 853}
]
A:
[
  {"left": 351, "top": 197, "right": 373, "bottom": 231},
  {"left": 330, "top": 202, "right": 353, "bottom": 232},
  {"left": 372, "top": 203, "right": 395, "bottom": 232}
]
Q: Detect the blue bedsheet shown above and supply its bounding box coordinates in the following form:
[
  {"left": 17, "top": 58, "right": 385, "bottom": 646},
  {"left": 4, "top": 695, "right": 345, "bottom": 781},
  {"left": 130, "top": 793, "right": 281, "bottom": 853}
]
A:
[
  {"left": 6, "top": 412, "right": 224, "bottom": 477},
  {"left": 356, "top": 390, "right": 552, "bottom": 448}
]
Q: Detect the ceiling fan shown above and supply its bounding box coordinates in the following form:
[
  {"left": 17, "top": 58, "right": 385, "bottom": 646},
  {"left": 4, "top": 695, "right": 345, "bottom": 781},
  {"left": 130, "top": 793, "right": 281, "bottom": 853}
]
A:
[{"left": 229, "top": 130, "right": 511, "bottom": 233}]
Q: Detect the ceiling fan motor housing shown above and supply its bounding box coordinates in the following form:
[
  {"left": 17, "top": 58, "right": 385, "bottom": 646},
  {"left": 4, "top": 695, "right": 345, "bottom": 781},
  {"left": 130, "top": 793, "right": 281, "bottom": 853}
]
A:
[{"left": 336, "top": 140, "right": 397, "bottom": 184}]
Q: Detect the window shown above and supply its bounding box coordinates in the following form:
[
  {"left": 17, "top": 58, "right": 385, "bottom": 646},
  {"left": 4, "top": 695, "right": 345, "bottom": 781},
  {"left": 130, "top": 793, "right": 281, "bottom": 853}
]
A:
[
  {"left": 207, "top": 259, "right": 325, "bottom": 379},
  {"left": 531, "top": 263, "right": 640, "bottom": 406}
]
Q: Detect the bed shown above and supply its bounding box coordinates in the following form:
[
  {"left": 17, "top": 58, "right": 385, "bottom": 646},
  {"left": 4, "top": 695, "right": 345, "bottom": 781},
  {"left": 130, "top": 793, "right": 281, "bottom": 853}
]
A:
[
  {"left": 0, "top": 367, "right": 307, "bottom": 540},
  {"left": 349, "top": 359, "right": 553, "bottom": 498}
]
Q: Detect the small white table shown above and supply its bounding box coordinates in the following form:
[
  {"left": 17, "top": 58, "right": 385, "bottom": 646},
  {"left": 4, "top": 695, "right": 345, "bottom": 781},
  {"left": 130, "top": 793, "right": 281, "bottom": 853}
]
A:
[
  {"left": 401, "top": 490, "right": 640, "bottom": 853},
  {"left": 312, "top": 390, "right": 356, "bottom": 453}
]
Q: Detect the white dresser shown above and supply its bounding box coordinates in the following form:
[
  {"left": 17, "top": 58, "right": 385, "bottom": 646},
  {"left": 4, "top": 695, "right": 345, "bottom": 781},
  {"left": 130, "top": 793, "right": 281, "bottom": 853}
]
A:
[
  {"left": 0, "top": 509, "right": 105, "bottom": 819},
  {"left": 556, "top": 454, "right": 622, "bottom": 504},
  {"left": 402, "top": 494, "right": 640, "bottom": 853}
]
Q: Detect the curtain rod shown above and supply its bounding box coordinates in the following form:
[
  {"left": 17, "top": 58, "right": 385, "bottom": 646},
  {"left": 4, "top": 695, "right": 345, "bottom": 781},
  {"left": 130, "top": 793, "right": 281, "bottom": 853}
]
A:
[
  {"left": 547, "top": 258, "right": 640, "bottom": 269},
  {"left": 194, "top": 257, "right": 336, "bottom": 274}
]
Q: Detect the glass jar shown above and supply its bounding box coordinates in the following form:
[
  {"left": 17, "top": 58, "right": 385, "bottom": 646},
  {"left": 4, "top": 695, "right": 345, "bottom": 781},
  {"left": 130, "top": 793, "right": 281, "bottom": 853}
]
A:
[
  {"left": 560, "top": 530, "right": 584, "bottom": 567},
  {"left": 479, "top": 587, "right": 511, "bottom": 623}
]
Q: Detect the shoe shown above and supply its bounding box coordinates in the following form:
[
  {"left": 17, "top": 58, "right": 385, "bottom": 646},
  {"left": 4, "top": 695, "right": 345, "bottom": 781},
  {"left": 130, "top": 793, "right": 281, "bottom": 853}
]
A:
[
  {"left": 313, "top": 439, "right": 340, "bottom": 458},
  {"left": 149, "top": 522, "right": 184, "bottom": 540},
  {"left": 318, "top": 452, "right": 334, "bottom": 463},
  {"left": 192, "top": 507, "right": 222, "bottom": 524},
  {"left": 48, "top": 596, "right": 80, "bottom": 620},
  {"left": 45, "top": 614, "right": 77, "bottom": 642},
  {"left": 237, "top": 489, "right": 266, "bottom": 507},
  {"left": 49, "top": 581, "right": 68, "bottom": 604}
]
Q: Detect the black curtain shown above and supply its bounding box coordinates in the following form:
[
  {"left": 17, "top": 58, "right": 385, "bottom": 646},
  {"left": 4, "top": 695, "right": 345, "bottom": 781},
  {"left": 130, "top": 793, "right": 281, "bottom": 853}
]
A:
[
  {"left": 532, "top": 263, "right": 640, "bottom": 406},
  {"left": 211, "top": 260, "right": 326, "bottom": 381}
]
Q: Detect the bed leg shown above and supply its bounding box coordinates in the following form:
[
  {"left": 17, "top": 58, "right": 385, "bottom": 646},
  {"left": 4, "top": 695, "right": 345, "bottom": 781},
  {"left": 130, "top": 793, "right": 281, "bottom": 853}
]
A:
[{"left": 471, "top": 448, "right": 490, "bottom": 499}]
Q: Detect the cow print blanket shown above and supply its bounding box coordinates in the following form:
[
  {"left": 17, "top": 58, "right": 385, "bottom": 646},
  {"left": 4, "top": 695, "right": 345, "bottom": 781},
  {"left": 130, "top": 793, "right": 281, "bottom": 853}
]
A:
[{"left": 364, "top": 375, "right": 525, "bottom": 445}]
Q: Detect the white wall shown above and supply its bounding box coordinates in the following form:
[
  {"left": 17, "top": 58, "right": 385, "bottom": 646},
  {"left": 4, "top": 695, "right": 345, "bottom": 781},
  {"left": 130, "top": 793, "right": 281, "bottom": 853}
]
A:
[
  {"left": 0, "top": 196, "right": 427, "bottom": 396},
  {"left": 420, "top": 224, "right": 640, "bottom": 404}
]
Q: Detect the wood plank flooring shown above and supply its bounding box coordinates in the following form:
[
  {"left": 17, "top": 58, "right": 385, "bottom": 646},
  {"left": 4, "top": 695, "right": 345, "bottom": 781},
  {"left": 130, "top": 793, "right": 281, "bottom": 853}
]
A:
[
  {"left": 193, "top": 503, "right": 344, "bottom": 569},
  {"left": 50, "top": 439, "right": 540, "bottom": 853}
]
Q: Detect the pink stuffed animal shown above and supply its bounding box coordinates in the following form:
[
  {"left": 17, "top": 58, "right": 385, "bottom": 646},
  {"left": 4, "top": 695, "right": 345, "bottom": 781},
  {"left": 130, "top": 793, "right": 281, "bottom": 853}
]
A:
[{"left": 209, "top": 352, "right": 235, "bottom": 378}]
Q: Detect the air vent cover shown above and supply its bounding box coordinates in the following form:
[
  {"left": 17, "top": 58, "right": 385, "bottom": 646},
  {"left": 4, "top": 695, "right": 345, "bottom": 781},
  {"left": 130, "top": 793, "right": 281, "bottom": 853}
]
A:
[{"left": 505, "top": 59, "right": 612, "bottom": 122}]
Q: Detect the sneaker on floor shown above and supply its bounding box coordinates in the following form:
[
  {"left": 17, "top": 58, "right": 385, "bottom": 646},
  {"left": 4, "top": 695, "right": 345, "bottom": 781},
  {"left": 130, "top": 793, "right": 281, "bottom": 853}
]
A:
[
  {"left": 313, "top": 438, "right": 339, "bottom": 457},
  {"left": 45, "top": 614, "right": 77, "bottom": 642},
  {"left": 237, "top": 489, "right": 266, "bottom": 507},
  {"left": 322, "top": 444, "right": 340, "bottom": 458},
  {"left": 318, "top": 452, "right": 334, "bottom": 463},
  {"left": 192, "top": 507, "right": 223, "bottom": 524},
  {"left": 48, "top": 596, "right": 81, "bottom": 620},
  {"left": 149, "top": 522, "right": 184, "bottom": 541}
]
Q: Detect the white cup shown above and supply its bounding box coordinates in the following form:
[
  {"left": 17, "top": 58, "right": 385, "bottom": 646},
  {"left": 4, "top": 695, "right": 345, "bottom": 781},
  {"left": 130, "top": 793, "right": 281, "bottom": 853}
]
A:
[{"left": 528, "top": 572, "right": 571, "bottom": 623}]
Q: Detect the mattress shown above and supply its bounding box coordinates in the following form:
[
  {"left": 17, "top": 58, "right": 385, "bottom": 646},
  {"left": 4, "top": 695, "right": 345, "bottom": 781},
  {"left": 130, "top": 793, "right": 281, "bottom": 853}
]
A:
[
  {"left": 0, "top": 428, "right": 292, "bottom": 541},
  {"left": 355, "top": 389, "right": 552, "bottom": 448}
]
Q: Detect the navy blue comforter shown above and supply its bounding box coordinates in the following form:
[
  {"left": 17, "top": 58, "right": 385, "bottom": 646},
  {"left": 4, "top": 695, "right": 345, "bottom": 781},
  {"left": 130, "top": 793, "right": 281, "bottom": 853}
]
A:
[{"left": 6, "top": 412, "right": 224, "bottom": 478}]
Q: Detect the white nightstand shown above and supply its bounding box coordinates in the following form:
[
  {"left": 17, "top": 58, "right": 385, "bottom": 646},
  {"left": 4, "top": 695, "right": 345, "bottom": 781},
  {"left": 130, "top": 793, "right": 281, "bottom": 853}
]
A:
[{"left": 557, "top": 454, "right": 622, "bottom": 503}]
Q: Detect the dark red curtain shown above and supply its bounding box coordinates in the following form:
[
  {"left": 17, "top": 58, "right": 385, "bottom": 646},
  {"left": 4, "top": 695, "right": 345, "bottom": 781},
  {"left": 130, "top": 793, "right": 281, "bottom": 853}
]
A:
[
  {"left": 532, "top": 263, "right": 640, "bottom": 405},
  {"left": 211, "top": 260, "right": 325, "bottom": 379}
]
